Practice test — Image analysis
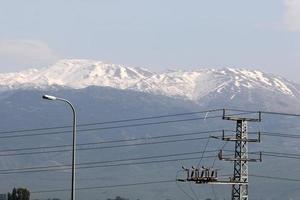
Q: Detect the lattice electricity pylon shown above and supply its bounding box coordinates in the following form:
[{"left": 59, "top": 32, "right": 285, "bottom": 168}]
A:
[
  {"left": 220, "top": 109, "right": 262, "bottom": 200},
  {"left": 176, "top": 109, "right": 262, "bottom": 200}
]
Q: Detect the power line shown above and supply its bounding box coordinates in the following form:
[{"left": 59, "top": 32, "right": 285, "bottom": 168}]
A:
[
  {"left": 31, "top": 179, "right": 176, "bottom": 194},
  {"left": 263, "top": 154, "right": 300, "bottom": 160},
  {"left": 225, "top": 109, "right": 300, "bottom": 118},
  {"left": 3, "top": 150, "right": 300, "bottom": 175},
  {"left": 260, "top": 131, "right": 300, "bottom": 139},
  {"left": 260, "top": 153, "right": 300, "bottom": 160},
  {"left": 250, "top": 174, "right": 300, "bottom": 182},
  {"left": 0, "top": 155, "right": 218, "bottom": 175},
  {"left": 0, "top": 109, "right": 222, "bottom": 135},
  {"left": 30, "top": 173, "right": 300, "bottom": 194},
  {"left": 0, "top": 115, "right": 223, "bottom": 139},
  {"left": 0, "top": 150, "right": 218, "bottom": 172},
  {"left": 262, "top": 151, "right": 300, "bottom": 157},
  {"left": 222, "top": 109, "right": 258, "bottom": 114},
  {"left": 3, "top": 128, "right": 300, "bottom": 156},
  {"left": 2, "top": 129, "right": 300, "bottom": 156},
  {"left": 224, "top": 150, "right": 300, "bottom": 160},
  {"left": 261, "top": 111, "right": 300, "bottom": 118},
  {"left": 0, "top": 130, "right": 221, "bottom": 153},
  {"left": 2, "top": 129, "right": 300, "bottom": 157},
  {"left": 0, "top": 109, "right": 256, "bottom": 139},
  {"left": 0, "top": 136, "right": 212, "bottom": 157},
  {"left": 1, "top": 108, "right": 300, "bottom": 139}
]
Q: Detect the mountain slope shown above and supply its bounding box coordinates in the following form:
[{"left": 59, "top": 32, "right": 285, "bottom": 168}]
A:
[
  {"left": 1, "top": 86, "right": 300, "bottom": 200},
  {"left": 0, "top": 59, "right": 153, "bottom": 90},
  {"left": 0, "top": 59, "right": 299, "bottom": 102},
  {"left": 1, "top": 60, "right": 300, "bottom": 199}
]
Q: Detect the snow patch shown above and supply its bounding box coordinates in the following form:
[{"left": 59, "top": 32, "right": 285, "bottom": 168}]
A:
[{"left": 0, "top": 60, "right": 297, "bottom": 101}]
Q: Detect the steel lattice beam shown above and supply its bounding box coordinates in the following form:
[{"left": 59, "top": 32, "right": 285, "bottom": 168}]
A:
[
  {"left": 176, "top": 110, "right": 262, "bottom": 200},
  {"left": 231, "top": 120, "right": 249, "bottom": 200}
]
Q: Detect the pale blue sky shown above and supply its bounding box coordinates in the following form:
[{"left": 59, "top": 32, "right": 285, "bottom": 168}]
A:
[{"left": 0, "top": 0, "right": 299, "bottom": 82}]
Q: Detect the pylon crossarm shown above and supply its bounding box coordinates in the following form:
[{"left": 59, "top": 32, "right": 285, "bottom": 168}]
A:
[
  {"left": 222, "top": 109, "right": 262, "bottom": 122},
  {"left": 205, "top": 181, "right": 248, "bottom": 185},
  {"left": 222, "top": 137, "right": 260, "bottom": 142},
  {"left": 220, "top": 158, "right": 261, "bottom": 162},
  {"left": 176, "top": 179, "right": 248, "bottom": 185},
  {"left": 218, "top": 150, "right": 262, "bottom": 162},
  {"left": 176, "top": 110, "right": 262, "bottom": 200},
  {"left": 220, "top": 130, "right": 261, "bottom": 143},
  {"left": 223, "top": 116, "right": 261, "bottom": 122}
]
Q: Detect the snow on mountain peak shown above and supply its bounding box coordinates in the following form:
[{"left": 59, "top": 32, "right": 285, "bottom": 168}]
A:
[
  {"left": 0, "top": 59, "right": 298, "bottom": 101},
  {"left": 222, "top": 67, "right": 294, "bottom": 96},
  {"left": 0, "top": 59, "right": 153, "bottom": 90}
]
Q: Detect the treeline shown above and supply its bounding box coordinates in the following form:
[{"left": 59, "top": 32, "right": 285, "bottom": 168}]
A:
[
  {"left": 107, "top": 197, "right": 220, "bottom": 200},
  {"left": 107, "top": 197, "right": 139, "bottom": 200},
  {"left": 5, "top": 190, "right": 219, "bottom": 200},
  {"left": 7, "top": 188, "right": 30, "bottom": 200},
  {"left": 106, "top": 197, "right": 218, "bottom": 200},
  {"left": 33, "top": 199, "right": 61, "bottom": 200},
  {"left": 32, "top": 199, "right": 61, "bottom": 200}
]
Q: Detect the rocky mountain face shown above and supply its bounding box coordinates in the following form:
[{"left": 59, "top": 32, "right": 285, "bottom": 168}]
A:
[{"left": 1, "top": 59, "right": 299, "bottom": 103}]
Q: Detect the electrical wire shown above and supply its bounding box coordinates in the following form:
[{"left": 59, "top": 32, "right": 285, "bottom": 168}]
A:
[
  {"left": 211, "top": 140, "right": 228, "bottom": 168},
  {"left": 0, "top": 115, "right": 223, "bottom": 139},
  {"left": 211, "top": 184, "right": 217, "bottom": 200},
  {"left": 250, "top": 174, "right": 300, "bottom": 182},
  {"left": 0, "top": 109, "right": 223, "bottom": 135},
  {"left": 6, "top": 150, "right": 300, "bottom": 176},
  {"left": 176, "top": 170, "right": 196, "bottom": 200},
  {"left": 224, "top": 109, "right": 300, "bottom": 118},
  {"left": 196, "top": 136, "right": 210, "bottom": 168},
  {"left": 31, "top": 179, "right": 176, "bottom": 194},
  {"left": 2, "top": 108, "right": 300, "bottom": 139},
  {"left": 223, "top": 150, "right": 300, "bottom": 160},
  {"left": 0, "top": 136, "right": 212, "bottom": 157},
  {"left": 0, "top": 155, "right": 218, "bottom": 175},
  {"left": 4, "top": 129, "right": 300, "bottom": 157},
  {"left": 261, "top": 111, "right": 300, "bottom": 117},
  {"left": 30, "top": 173, "right": 300, "bottom": 194},
  {"left": 189, "top": 182, "right": 199, "bottom": 200},
  {"left": 0, "top": 150, "right": 218, "bottom": 172},
  {"left": 3, "top": 129, "right": 300, "bottom": 158},
  {"left": 0, "top": 130, "right": 222, "bottom": 153},
  {"left": 0, "top": 109, "right": 255, "bottom": 139},
  {"left": 260, "top": 131, "right": 300, "bottom": 139},
  {"left": 2, "top": 129, "right": 300, "bottom": 158}
]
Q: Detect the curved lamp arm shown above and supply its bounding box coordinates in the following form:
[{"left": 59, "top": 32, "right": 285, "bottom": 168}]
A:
[{"left": 42, "top": 94, "right": 77, "bottom": 200}]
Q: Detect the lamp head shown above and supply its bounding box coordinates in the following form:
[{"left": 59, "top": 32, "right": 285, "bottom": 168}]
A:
[{"left": 42, "top": 95, "right": 57, "bottom": 101}]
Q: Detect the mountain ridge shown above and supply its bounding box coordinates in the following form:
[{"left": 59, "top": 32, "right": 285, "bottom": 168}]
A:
[
  {"left": 0, "top": 59, "right": 299, "bottom": 101},
  {"left": 1, "top": 60, "right": 300, "bottom": 200}
]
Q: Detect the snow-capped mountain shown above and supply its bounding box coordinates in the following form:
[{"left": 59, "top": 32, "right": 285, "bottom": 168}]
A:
[
  {"left": 1, "top": 59, "right": 300, "bottom": 200},
  {"left": 0, "top": 59, "right": 299, "bottom": 101},
  {"left": 133, "top": 68, "right": 299, "bottom": 100},
  {"left": 0, "top": 59, "right": 153, "bottom": 91}
]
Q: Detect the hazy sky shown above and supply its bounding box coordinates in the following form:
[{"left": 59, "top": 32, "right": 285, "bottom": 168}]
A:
[{"left": 0, "top": 0, "right": 299, "bottom": 82}]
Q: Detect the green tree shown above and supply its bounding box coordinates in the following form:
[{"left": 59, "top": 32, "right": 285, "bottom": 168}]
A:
[
  {"left": 8, "top": 188, "right": 30, "bottom": 200},
  {"left": 7, "top": 193, "right": 11, "bottom": 200},
  {"left": 16, "top": 188, "right": 30, "bottom": 200},
  {"left": 8, "top": 188, "right": 17, "bottom": 200},
  {"left": 107, "top": 197, "right": 129, "bottom": 200}
]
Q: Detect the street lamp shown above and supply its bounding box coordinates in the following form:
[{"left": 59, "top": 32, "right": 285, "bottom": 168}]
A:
[{"left": 42, "top": 95, "right": 77, "bottom": 200}]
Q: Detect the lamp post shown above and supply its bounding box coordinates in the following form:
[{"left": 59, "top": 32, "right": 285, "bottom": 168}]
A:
[{"left": 42, "top": 95, "right": 77, "bottom": 200}]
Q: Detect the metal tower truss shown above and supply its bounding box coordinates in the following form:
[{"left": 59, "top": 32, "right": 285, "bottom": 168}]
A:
[
  {"left": 221, "top": 110, "right": 262, "bottom": 200},
  {"left": 176, "top": 109, "right": 262, "bottom": 200}
]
